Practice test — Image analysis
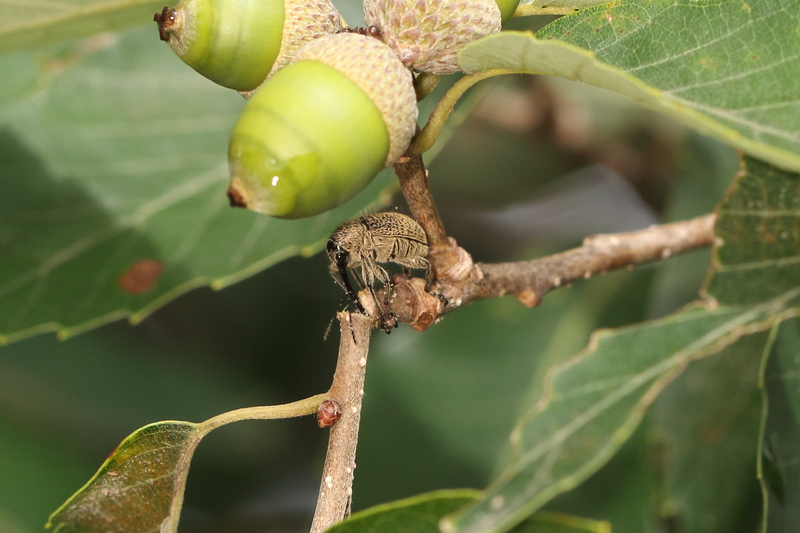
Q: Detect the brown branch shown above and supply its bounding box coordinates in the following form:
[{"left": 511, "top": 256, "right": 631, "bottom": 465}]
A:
[
  {"left": 394, "top": 150, "right": 448, "bottom": 249},
  {"left": 392, "top": 115, "right": 716, "bottom": 330},
  {"left": 309, "top": 312, "right": 373, "bottom": 533},
  {"left": 394, "top": 150, "right": 482, "bottom": 288},
  {"left": 465, "top": 214, "right": 717, "bottom": 306},
  {"left": 390, "top": 214, "right": 717, "bottom": 330}
]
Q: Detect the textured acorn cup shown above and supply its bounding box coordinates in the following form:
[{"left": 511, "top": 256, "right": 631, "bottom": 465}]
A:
[
  {"left": 228, "top": 33, "right": 418, "bottom": 219},
  {"left": 154, "top": 0, "right": 343, "bottom": 92},
  {"left": 364, "top": 0, "right": 519, "bottom": 75}
]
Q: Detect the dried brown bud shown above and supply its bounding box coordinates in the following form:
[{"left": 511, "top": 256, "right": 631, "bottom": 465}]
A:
[
  {"left": 317, "top": 399, "right": 342, "bottom": 428},
  {"left": 392, "top": 277, "right": 444, "bottom": 331}
]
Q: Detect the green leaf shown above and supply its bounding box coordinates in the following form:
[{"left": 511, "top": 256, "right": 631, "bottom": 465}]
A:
[
  {"left": 441, "top": 295, "right": 800, "bottom": 533},
  {"left": 47, "top": 421, "right": 201, "bottom": 533},
  {"left": 45, "top": 394, "right": 325, "bottom": 533},
  {"left": 0, "top": 28, "right": 396, "bottom": 344},
  {"left": 444, "top": 155, "right": 800, "bottom": 533},
  {"left": 654, "top": 333, "right": 765, "bottom": 531},
  {"left": 459, "top": 0, "right": 800, "bottom": 173},
  {"left": 328, "top": 490, "right": 481, "bottom": 533},
  {"left": 704, "top": 156, "right": 800, "bottom": 305},
  {"left": 759, "top": 319, "right": 800, "bottom": 530},
  {"left": 328, "top": 490, "right": 610, "bottom": 533},
  {"left": 542, "top": 424, "right": 661, "bottom": 533},
  {"left": 0, "top": 0, "right": 164, "bottom": 53}
]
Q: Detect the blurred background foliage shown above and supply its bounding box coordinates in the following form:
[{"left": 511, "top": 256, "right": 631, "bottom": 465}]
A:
[{"left": 0, "top": 3, "right": 781, "bottom": 533}]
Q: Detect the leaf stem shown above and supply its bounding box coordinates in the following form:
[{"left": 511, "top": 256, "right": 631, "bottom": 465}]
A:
[
  {"left": 199, "top": 394, "right": 330, "bottom": 434},
  {"left": 399, "top": 69, "right": 518, "bottom": 279},
  {"left": 412, "top": 69, "right": 513, "bottom": 154}
]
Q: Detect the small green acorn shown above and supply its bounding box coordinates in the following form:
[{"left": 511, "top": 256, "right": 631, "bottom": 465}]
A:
[
  {"left": 363, "top": 0, "right": 520, "bottom": 75},
  {"left": 227, "top": 32, "right": 418, "bottom": 219},
  {"left": 154, "top": 0, "right": 343, "bottom": 92}
]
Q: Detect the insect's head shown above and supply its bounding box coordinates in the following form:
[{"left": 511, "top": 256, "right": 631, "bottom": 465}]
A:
[{"left": 327, "top": 239, "right": 348, "bottom": 265}]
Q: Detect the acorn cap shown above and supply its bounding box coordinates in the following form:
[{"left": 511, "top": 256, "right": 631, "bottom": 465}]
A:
[
  {"left": 273, "top": 0, "right": 344, "bottom": 75},
  {"left": 364, "top": 0, "right": 502, "bottom": 75},
  {"left": 239, "top": 0, "right": 344, "bottom": 97},
  {"left": 292, "top": 32, "right": 418, "bottom": 167}
]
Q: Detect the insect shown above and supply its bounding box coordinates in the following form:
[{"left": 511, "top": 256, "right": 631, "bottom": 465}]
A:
[{"left": 327, "top": 212, "right": 429, "bottom": 330}]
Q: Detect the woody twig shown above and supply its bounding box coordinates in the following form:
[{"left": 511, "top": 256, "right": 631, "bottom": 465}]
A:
[
  {"left": 391, "top": 148, "right": 717, "bottom": 329},
  {"left": 310, "top": 312, "right": 373, "bottom": 533}
]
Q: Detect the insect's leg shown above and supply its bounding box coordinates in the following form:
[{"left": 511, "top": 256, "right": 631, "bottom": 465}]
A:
[
  {"left": 416, "top": 257, "right": 447, "bottom": 305},
  {"left": 333, "top": 252, "right": 367, "bottom": 315},
  {"left": 419, "top": 257, "right": 432, "bottom": 289},
  {"left": 374, "top": 264, "right": 398, "bottom": 332},
  {"left": 359, "top": 259, "right": 379, "bottom": 309},
  {"left": 374, "top": 265, "right": 392, "bottom": 304},
  {"left": 358, "top": 259, "right": 394, "bottom": 332}
]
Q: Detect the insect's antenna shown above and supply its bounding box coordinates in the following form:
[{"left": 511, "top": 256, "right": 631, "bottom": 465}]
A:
[
  {"left": 323, "top": 316, "right": 335, "bottom": 341},
  {"left": 322, "top": 304, "right": 359, "bottom": 344},
  {"left": 323, "top": 296, "right": 350, "bottom": 340}
]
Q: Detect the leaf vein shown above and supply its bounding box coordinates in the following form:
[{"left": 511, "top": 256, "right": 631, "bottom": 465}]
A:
[
  {"left": 625, "top": 4, "right": 785, "bottom": 74},
  {"left": 664, "top": 52, "right": 800, "bottom": 95},
  {"left": 714, "top": 255, "right": 800, "bottom": 272},
  {"left": 667, "top": 95, "right": 800, "bottom": 143}
]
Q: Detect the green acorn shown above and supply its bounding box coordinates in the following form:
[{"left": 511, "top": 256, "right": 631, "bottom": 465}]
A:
[
  {"left": 363, "top": 0, "right": 520, "bottom": 75},
  {"left": 154, "top": 0, "right": 343, "bottom": 92},
  {"left": 227, "top": 32, "right": 418, "bottom": 219}
]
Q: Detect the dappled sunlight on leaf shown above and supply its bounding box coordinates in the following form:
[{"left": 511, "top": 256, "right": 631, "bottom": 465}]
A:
[{"left": 47, "top": 421, "right": 200, "bottom": 533}]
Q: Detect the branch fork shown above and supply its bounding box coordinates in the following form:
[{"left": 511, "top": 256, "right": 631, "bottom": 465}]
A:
[
  {"left": 386, "top": 147, "right": 717, "bottom": 331},
  {"left": 309, "top": 138, "right": 718, "bottom": 532}
]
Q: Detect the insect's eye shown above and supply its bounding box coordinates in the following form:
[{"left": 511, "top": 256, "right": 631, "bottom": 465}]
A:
[
  {"left": 368, "top": 221, "right": 380, "bottom": 230},
  {"left": 327, "top": 240, "right": 339, "bottom": 253}
]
